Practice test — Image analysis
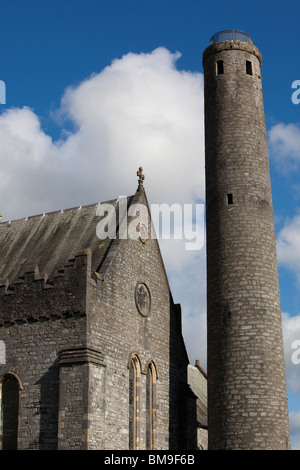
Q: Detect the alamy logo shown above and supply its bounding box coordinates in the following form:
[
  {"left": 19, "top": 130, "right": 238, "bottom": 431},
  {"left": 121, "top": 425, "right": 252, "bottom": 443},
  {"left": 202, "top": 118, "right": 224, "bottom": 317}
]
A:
[
  {"left": 291, "top": 80, "right": 300, "bottom": 105},
  {"left": 292, "top": 340, "right": 300, "bottom": 365},
  {"left": 0, "top": 340, "right": 6, "bottom": 364},
  {"left": 0, "top": 80, "right": 6, "bottom": 104},
  {"left": 96, "top": 197, "right": 205, "bottom": 251}
]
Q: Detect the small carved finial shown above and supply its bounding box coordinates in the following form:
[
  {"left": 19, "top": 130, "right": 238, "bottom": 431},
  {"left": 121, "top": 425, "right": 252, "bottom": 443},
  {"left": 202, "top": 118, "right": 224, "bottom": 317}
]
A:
[{"left": 137, "top": 166, "right": 145, "bottom": 191}]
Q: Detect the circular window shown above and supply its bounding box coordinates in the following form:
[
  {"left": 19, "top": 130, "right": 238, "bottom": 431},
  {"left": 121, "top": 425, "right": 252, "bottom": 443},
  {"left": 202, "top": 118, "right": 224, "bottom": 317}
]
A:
[{"left": 135, "top": 283, "right": 151, "bottom": 317}]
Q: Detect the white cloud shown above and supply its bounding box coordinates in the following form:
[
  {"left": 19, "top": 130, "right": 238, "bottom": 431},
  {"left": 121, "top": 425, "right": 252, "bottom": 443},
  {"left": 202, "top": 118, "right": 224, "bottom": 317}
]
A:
[
  {"left": 290, "top": 410, "right": 300, "bottom": 435},
  {"left": 0, "top": 47, "right": 206, "bottom": 366},
  {"left": 276, "top": 209, "right": 300, "bottom": 448},
  {"left": 277, "top": 213, "right": 300, "bottom": 282},
  {"left": 159, "top": 238, "right": 207, "bottom": 367},
  {"left": 269, "top": 122, "right": 300, "bottom": 170},
  {"left": 290, "top": 411, "right": 300, "bottom": 450},
  {"left": 282, "top": 312, "right": 300, "bottom": 395},
  {"left": 0, "top": 47, "right": 204, "bottom": 220},
  {"left": 282, "top": 311, "right": 300, "bottom": 450},
  {"left": 291, "top": 436, "right": 300, "bottom": 451}
]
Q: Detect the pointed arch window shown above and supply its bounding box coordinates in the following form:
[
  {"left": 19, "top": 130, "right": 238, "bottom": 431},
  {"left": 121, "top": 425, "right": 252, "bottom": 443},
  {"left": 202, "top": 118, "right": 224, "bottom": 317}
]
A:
[
  {"left": 0, "top": 373, "right": 22, "bottom": 450},
  {"left": 146, "top": 361, "right": 157, "bottom": 450},
  {"left": 128, "top": 354, "right": 141, "bottom": 450}
]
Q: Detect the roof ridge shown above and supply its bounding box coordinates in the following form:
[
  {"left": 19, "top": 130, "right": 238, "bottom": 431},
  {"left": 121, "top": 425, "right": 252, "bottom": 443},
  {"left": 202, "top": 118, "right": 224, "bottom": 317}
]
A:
[{"left": 0, "top": 197, "right": 127, "bottom": 225}]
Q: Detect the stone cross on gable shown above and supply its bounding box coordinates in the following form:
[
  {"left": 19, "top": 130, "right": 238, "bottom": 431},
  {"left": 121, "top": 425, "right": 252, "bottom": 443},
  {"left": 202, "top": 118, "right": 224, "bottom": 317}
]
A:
[{"left": 137, "top": 167, "right": 145, "bottom": 191}]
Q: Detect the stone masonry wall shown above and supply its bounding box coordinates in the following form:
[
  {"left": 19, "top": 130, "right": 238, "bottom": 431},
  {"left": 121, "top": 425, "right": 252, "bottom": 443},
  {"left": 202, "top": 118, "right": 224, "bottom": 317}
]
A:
[
  {"left": 0, "top": 253, "right": 89, "bottom": 450},
  {"left": 0, "top": 194, "right": 193, "bottom": 450},
  {"left": 203, "top": 40, "right": 290, "bottom": 449},
  {"left": 87, "top": 191, "right": 191, "bottom": 450}
]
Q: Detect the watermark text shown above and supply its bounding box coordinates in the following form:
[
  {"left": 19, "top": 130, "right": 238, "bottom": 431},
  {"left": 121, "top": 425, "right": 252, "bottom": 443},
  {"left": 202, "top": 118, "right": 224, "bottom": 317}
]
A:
[
  {"left": 292, "top": 340, "right": 300, "bottom": 365},
  {"left": 291, "top": 80, "right": 300, "bottom": 104},
  {"left": 96, "top": 198, "right": 204, "bottom": 251},
  {"left": 0, "top": 80, "right": 6, "bottom": 105}
]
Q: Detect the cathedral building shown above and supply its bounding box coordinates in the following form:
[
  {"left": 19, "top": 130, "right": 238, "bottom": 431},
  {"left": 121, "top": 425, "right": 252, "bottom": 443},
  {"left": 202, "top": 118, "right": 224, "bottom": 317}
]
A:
[
  {"left": 0, "top": 29, "right": 291, "bottom": 451},
  {"left": 0, "top": 168, "right": 206, "bottom": 450}
]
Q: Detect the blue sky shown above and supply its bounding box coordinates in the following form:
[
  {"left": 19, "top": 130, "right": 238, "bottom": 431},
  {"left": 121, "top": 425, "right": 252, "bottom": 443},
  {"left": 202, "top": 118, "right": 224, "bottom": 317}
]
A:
[{"left": 1, "top": 0, "right": 300, "bottom": 449}]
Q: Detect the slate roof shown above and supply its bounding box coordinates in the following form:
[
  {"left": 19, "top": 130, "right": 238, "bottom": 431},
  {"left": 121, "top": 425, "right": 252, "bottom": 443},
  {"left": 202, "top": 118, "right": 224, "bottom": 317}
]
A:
[
  {"left": 0, "top": 197, "right": 126, "bottom": 285},
  {"left": 188, "top": 362, "right": 208, "bottom": 428}
]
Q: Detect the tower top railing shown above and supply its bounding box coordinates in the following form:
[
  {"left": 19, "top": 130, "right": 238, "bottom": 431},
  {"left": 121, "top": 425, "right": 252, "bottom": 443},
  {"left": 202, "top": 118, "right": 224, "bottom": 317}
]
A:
[{"left": 210, "top": 30, "right": 253, "bottom": 45}]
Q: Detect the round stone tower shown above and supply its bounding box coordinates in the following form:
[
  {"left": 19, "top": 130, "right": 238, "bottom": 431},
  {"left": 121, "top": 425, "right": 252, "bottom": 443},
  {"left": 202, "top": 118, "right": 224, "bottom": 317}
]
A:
[{"left": 203, "top": 30, "right": 290, "bottom": 450}]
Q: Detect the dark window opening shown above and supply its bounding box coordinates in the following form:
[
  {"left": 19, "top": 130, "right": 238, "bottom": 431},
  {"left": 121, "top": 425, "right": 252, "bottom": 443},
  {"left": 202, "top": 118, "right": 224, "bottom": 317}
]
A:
[
  {"left": 246, "top": 60, "right": 253, "bottom": 75},
  {"left": 1, "top": 374, "right": 20, "bottom": 450},
  {"left": 129, "top": 355, "right": 141, "bottom": 450},
  {"left": 129, "top": 360, "right": 136, "bottom": 450},
  {"left": 146, "top": 363, "right": 157, "bottom": 450},
  {"left": 227, "top": 194, "right": 233, "bottom": 205},
  {"left": 146, "top": 367, "right": 152, "bottom": 450},
  {"left": 217, "top": 60, "right": 224, "bottom": 75}
]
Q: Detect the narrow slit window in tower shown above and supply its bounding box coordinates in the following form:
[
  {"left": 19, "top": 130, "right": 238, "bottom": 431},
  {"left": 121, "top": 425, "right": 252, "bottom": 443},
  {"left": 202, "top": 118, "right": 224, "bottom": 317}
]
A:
[
  {"left": 246, "top": 60, "right": 253, "bottom": 75},
  {"left": 216, "top": 60, "right": 224, "bottom": 75},
  {"left": 227, "top": 194, "right": 233, "bottom": 205}
]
